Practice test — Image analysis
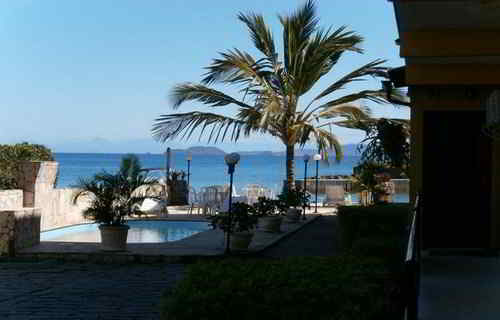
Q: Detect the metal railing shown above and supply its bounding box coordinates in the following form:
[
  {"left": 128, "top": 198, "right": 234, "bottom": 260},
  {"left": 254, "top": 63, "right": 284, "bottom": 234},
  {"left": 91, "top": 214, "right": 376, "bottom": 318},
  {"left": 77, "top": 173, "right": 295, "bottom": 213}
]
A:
[{"left": 404, "top": 193, "right": 421, "bottom": 320}]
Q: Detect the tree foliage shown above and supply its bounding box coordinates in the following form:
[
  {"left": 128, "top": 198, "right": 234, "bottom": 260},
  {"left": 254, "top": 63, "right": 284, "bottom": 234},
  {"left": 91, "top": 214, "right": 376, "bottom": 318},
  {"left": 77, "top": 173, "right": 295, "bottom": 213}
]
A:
[
  {"left": 152, "top": 0, "right": 390, "bottom": 188},
  {"left": 358, "top": 118, "right": 410, "bottom": 169},
  {"left": 0, "top": 142, "right": 54, "bottom": 190}
]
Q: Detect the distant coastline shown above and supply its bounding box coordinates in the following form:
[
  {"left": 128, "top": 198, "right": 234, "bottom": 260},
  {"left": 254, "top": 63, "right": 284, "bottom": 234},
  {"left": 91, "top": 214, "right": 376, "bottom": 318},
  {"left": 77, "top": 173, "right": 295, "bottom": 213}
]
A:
[
  {"left": 52, "top": 144, "right": 361, "bottom": 157},
  {"left": 169, "top": 144, "right": 361, "bottom": 157}
]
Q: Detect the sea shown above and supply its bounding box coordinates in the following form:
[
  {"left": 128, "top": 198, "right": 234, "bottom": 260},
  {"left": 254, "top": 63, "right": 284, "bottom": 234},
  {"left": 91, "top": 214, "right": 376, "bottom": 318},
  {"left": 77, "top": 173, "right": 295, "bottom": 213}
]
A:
[
  {"left": 54, "top": 152, "right": 360, "bottom": 193},
  {"left": 53, "top": 152, "right": 409, "bottom": 203}
]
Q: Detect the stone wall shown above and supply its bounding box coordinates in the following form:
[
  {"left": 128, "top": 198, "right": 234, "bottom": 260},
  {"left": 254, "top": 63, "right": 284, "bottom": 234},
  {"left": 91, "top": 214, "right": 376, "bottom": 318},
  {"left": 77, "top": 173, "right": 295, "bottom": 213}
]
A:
[
  {"left": 0, "top": 208, "right": 41, "bottom": 256},
  {"left": 39, "top": 188, "right": 91, "bottom": 231},
  {"left": 0, "top": 190, "right": 23, "bottom": 209},
  {"left": 16, "top": 161, "right": 89, "bottom": 231}
]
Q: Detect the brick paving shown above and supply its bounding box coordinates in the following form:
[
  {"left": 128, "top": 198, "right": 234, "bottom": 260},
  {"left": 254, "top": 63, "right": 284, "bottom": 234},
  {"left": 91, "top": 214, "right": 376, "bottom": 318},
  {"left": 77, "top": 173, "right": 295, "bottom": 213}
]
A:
[{"left": 0, "top": 260, "right": 185, "bottom": 320}]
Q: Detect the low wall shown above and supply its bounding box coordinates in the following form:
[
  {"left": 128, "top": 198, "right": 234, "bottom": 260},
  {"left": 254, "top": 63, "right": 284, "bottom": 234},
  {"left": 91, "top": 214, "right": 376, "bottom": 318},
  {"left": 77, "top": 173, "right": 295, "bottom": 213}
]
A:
[
  {"left": 38, "top": 188, "right": 91, "bottom": 231},
  {"left": 0, "top": 190, "right": 23, "bottom": 209},
  {"left": 14, "top": 161, "right": 89, "bottom": 231},
  {"left": 296, "top": 178, "right": 410, "bottom": 194},
  {"left": 0, "top": 208, "right": 41, "bottom": 256}
]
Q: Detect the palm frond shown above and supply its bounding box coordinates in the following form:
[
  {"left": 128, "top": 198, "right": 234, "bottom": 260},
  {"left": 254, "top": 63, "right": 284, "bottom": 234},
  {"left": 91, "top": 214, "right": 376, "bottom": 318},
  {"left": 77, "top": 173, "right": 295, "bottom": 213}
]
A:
[
  {"left": 335, "top": 117, "right": 411, "bottom": 135},
  {"left": 237, "top": 12, "right": 277, "bottom": 66},
  {"left": 152, "top": 111, "right": 254, "bottom": 144},
  {"left": 315, "top": 104, "right": 371, "bottom": 121},
  {"left": 311, "top": 59, "right": 387, "bottom": 102},
  {"left": 291, "top": 122, "right": 343, "bottom": 162},
  {"left": 294, "top": 26, "right": 363, "bottom": 96},
  {"left": 302, "top": 90, "right": 387, "bottom": 121},
  {"left": 201, "top": 49, "right": 272, "bottom": 87},
  {"left": 170, "top": 83, "right": 255, "bottom": 110},
  {"left": 388, "top": 88, "right": 410, "bottom": 107},
  {"left": 279, "top": 0, "right": 318, "bottom": 74}
]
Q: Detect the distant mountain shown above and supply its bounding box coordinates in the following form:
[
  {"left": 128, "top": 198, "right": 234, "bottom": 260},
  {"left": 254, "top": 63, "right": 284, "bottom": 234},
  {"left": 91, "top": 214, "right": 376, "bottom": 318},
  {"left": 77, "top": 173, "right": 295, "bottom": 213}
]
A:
[{"left": 185, "top": 146, "right": 226, "bottom": 155}]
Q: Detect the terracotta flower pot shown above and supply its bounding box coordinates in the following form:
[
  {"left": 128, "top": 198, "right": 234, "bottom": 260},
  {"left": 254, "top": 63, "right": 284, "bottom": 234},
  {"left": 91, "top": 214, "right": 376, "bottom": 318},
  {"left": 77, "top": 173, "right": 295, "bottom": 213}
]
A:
[
  {"left": 259, "top": 216, "right": 283, "bottom": 233},
  {"left": 230, "top": 232, "right": 254, "bottom": 251},
  {"left": 286, "top": 208, "right": 302, "bottom": 223},
  {"left": 99, "top": 225, "right": 130, "bottom": 251}
]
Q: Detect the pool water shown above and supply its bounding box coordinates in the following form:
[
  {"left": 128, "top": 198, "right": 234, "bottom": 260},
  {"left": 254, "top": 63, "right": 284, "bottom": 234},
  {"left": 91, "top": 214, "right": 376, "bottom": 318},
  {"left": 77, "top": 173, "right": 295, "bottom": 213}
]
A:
[{"left": 40, "top": 221, "right": 211, "bottom": 243}]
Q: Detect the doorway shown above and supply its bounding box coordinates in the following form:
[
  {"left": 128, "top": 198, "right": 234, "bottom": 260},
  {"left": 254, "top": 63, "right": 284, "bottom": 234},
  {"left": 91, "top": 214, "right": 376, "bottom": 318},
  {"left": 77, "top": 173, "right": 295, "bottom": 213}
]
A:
[{"left": 422, "top": 110, "right": 492, "bottom": 249}]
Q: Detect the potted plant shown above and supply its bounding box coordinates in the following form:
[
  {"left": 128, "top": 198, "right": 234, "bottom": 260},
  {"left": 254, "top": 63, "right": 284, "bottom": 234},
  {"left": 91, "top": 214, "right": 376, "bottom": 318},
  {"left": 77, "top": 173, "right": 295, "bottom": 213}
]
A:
[
  {"left": 352, "top": 161, "right": 382, "bottom": 206},
  {"left": 208, "top": 202, "right": 258, "bottom": 251},
  {"left": 168, "top": 169, "right": 188, "bottom": 205},
  {"left": 372, "top": 172, "right": 394, "bottom": 204},
  {"left": 72, "top": 154, "right": 159, "bottom": 251},
  {"left": 253, "top": 197, "right": 282, "bottom": 233},
  {"left": 277, "top": 187, "right": 311, "bottom": 223}
]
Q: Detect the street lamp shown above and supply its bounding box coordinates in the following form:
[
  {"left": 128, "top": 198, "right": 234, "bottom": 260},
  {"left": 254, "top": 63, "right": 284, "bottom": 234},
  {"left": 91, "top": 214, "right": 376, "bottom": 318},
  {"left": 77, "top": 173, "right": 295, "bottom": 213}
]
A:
[
  {"left": 303, "top": 154, "right": 310, "bottom": 220},
  {"left": 163, "top": 147, "right": 171, "bottom": 215},
  {"left": 186, "top": 152, "right": 192, "bottom": 206},
  {"left": 224, "top": 152, "right": 240, "bottom": 254},
  {"left": 186, "top": 152, "right": 192, "bottom": 188},
  {"left": 313, "top": 154, "right": 321, "bottom": 213}
]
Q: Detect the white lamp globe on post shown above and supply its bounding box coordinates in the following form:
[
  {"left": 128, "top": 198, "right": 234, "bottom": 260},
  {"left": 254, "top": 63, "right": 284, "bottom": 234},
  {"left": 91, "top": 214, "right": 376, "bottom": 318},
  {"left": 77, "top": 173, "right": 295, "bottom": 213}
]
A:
[
  {"left": 224, "top": 152, "right": 240, "bottom": 254},
  {"left": 313, "top": 154, "right": 322, "bottom": 213}
]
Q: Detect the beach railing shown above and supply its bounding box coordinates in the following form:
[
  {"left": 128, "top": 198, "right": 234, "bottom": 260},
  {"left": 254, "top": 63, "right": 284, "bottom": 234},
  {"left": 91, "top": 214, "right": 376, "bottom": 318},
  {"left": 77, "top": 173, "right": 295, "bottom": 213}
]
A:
[{"left": 404, "top": 193, "right": 421, "bottom": 320}]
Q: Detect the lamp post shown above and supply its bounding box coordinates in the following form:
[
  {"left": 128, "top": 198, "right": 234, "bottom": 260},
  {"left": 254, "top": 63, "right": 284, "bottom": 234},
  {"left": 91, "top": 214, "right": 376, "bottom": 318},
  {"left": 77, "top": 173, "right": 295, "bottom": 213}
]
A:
[
  {"left": 303, "top": 154, "right": 310, "bottom": 220},
  {"left": 224, "top": 152, "right": 240, "bottom": 254},
  {"left": 186, "top": 152, "right": 192, "bottom": 205},
  {"left": 313, "top": 154, "right": 321, "bottom": 213},
  {"left": 186, "top": 152, "right": 192, "bottom": 188},
  {"left": 164, "top": 147, "right": 171, "bottom": 215}
]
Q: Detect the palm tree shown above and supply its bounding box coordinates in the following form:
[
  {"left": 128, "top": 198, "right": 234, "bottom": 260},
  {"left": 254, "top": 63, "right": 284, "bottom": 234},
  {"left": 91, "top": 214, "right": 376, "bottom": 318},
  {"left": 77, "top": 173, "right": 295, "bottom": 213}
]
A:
[
  {"left": 73, "top": 154, "right": 160, "bottom": 225},
  {"left": 152, "top": 1, "right": 390, "bottom": 189}
]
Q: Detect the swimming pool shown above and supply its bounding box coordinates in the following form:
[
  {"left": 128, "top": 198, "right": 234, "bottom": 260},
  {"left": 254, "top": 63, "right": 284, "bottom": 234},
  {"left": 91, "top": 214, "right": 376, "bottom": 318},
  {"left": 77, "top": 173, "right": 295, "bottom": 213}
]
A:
[{"left": 40, "top": 220, "right": 211, "bottom": 243}]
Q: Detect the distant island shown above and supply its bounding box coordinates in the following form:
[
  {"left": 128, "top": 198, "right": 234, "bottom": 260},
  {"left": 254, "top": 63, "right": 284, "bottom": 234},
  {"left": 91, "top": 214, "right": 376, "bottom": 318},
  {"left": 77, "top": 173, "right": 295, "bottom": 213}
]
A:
[{"left": 173, "top": 146, "right": 226, "bottom": 155}]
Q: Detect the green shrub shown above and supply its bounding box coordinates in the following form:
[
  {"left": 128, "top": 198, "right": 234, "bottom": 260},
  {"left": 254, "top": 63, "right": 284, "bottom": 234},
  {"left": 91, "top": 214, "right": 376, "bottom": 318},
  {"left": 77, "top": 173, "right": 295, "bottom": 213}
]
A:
[
  {"left": 0, "top": 142, "right": 54, "bottom": 190},
  {"left": 337, "top": 204, "right": 410, "bottom": 250},
  {"left": 161, "top": 256, "right": 399, "bottom": 320}
]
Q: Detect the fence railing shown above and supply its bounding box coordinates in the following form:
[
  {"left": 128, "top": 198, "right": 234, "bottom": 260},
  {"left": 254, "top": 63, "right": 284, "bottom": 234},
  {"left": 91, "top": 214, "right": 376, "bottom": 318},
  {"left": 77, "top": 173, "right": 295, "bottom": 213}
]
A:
[{"left": 404, "top": 193, "right": 421, "bottom": 320}]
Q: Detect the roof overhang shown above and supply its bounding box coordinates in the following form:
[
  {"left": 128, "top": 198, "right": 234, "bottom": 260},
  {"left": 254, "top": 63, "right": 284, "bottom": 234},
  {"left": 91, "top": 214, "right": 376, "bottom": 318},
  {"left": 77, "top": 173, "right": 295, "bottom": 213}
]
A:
[{"left": 388, "top": 0, "right": 500, "bottom": 85}]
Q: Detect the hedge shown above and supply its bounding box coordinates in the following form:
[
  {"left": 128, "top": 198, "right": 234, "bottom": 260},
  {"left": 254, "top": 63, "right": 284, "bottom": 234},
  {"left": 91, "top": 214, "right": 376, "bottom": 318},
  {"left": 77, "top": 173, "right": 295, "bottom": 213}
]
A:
[
  {"left": 336, "top": 204, "right": 411, "bottom": 253},
  {"left": 0, "top": 142, "right": 54, "bottom": 190},
  {"left": 160, "top": 256, "right": 400, "bottom": 320}
]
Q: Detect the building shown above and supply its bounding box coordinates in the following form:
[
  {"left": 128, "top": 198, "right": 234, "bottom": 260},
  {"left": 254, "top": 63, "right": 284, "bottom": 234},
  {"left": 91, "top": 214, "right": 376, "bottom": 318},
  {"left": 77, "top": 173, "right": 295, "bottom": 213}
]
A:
[{"left": 388, "top": 0, "right": 500, "bottom": 250}]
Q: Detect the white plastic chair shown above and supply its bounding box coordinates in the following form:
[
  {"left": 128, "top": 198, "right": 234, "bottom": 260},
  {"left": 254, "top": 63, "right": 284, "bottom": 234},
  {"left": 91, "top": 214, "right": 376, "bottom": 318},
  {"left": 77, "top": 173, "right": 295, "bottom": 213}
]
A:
[
  {"left": 187, "top": 187, "right": 203, "bottom": 215},
  {"left": 323, "top": 185, "right": 345, "bottom": 207}
]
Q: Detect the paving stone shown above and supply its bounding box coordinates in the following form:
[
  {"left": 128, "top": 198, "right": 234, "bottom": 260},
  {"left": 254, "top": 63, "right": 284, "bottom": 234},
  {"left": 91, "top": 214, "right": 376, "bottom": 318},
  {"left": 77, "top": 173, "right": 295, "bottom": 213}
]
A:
[{"left": 0, "top": 261, "right": 185, "bottom": 320}]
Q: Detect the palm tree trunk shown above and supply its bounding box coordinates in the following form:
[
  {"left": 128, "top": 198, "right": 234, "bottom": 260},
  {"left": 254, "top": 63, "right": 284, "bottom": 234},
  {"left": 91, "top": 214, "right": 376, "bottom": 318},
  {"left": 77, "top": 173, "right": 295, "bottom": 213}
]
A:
[{"left": 285, "top": 144, "right": 295, "bottom": 191}]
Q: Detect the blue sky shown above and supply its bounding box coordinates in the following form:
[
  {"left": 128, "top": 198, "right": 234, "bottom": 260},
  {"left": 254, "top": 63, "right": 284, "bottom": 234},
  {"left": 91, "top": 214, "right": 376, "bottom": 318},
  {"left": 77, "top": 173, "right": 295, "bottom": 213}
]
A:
[{"left": 0, "top": 0, "right": 407, "bottom": 153}]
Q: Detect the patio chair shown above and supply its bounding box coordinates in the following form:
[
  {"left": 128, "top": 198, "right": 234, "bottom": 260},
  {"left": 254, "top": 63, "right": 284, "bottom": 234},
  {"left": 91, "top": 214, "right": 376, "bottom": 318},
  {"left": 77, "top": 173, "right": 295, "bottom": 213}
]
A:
[
  {"left": 323, "top": 185, "right": 345, "bottom": 207},
  {"left": 243, "top": 184, "right": 267, "bottom": 205},
  {"left": 199, "top": 186, "right": 221, "bottom": 215},
  {"left": 187, "top": 186, "right": 202, "bottom": 215}
]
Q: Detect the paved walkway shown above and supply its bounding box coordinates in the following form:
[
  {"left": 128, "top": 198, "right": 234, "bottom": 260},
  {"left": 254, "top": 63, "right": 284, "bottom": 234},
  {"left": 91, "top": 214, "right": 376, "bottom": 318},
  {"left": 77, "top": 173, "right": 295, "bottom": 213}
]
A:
[
  {"left": 260, "top": 215, "right": 338, "bottom": 258},
  {"left": 419, "top": 255, "right": 500, "bottom": 320},
  {"left": 0, "top": 260, "right": 185, "bottom": 320},
  {"left": 0, "top": 213, "right": 338, "bottom": 319}
]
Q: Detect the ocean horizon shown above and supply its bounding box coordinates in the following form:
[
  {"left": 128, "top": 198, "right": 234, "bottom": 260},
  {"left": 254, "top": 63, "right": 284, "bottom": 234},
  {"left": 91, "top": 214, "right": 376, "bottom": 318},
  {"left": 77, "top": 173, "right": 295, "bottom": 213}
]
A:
[{"left": 54, "top": 152, "right": 361, "bottom": 192}]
